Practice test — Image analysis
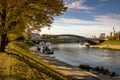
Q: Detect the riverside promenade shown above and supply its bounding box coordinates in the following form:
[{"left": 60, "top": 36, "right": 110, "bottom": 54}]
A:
[{"left": 30, "top": 46, "right": 99, "bottom": 80}]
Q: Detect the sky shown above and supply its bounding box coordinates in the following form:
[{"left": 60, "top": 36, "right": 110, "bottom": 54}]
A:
[{"left": 40, "top": 0, "right": 120, "bottom": 38}]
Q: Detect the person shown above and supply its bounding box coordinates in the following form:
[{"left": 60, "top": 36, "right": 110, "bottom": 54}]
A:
[
  {"left": 46, "top": 42, "right": 52, "bottom": 50},
  {"left": 38, "top": 41, "right": 45, "bottom": 53},
  {"left": 45, "top": 42, "right": 53, "bottom": 54},
  {"left": 38, "top": 41, "right": 53, "bottom": 54},
  {"left": 37, "top": 45, "right": 40, "bottom": 51}
]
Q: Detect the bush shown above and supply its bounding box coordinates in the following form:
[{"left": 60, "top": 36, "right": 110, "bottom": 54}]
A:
[
  {"left": 79, "top": 64, "right": 118, "bottom": 77},
  {"left": 79, "top": 64, "right": 92, "bottom": 71}
]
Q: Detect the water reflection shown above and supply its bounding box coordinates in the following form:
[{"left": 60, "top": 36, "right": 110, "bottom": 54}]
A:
[{"left": 51, "top": 43, "right": 120, "bottom": 75}]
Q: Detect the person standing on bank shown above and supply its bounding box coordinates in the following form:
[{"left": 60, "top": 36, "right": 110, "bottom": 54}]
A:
[{"left": 38, "top": 41, "right": 45, "bottom": 53}]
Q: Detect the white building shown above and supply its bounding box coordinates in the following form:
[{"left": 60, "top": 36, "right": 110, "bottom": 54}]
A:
[{"left": 30, "top": 33, "right": 41, "bottom": 42}]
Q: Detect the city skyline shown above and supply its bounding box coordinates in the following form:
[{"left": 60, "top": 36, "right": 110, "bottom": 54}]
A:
[{"left": 40, "top": 0, "right": 120, "bottom": 38}]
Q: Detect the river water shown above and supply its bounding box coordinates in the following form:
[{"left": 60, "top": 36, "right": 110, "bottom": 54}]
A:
[{"left": 50, "top": 43, "right": 120, "bottom": 75}]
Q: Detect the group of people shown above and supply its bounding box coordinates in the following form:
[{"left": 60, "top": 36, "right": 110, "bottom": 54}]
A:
[{"left": 37, "top": 41, "right": 53, "bottom": 54}]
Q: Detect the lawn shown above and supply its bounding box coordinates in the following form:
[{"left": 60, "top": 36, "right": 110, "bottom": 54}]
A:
[
  {"left": 0, "top": 41, "right": 68, "bottom": 80},
  {"left": 100, "top": 40, "right": 120, "bottom": 45}
]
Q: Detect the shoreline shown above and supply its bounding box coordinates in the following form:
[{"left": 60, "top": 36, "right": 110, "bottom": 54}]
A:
[
  {"left": 30, "top": 46, "right": 120, "bottom": 80},
  {"left": 90, "top": 44, "right": 120, "bottom": 51},
  {"left": 30, "top": 46, "right": 99, "bottom": 80}
]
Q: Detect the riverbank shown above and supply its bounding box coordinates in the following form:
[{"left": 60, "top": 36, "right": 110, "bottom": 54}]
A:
[
  {"left": 30, "top": 46, "right": 99, "bottom": 80},
  {"left": 30, "top": 46, "right": 120, "bottom": 80},
  {"left": 90, "top": 40, "right": 120, "bottom": 50},
  {"left": 0, "top": 42, "right": 68, "bottom": 80}
]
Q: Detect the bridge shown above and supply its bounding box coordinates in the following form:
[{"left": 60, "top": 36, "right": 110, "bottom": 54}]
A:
[
  {"left": 40, "top": 34, "right": 101, "bottom": 45},
  {"left": 56, "top": 34, "right": 98, "bottom": 45}
]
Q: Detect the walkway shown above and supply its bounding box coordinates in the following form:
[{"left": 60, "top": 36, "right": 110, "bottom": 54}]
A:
[{"left": 30, "top": 46, "right": 99, "bottom": 80}]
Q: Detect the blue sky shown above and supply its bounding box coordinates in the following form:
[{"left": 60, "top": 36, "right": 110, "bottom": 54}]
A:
[{"left": 40, "top": 0, "right": 120, "bottom": 38}]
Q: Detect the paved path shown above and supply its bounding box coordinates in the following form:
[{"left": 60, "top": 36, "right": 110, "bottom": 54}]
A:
[{"left": 30, "top": 46, "right": 100, "bottom": 80}]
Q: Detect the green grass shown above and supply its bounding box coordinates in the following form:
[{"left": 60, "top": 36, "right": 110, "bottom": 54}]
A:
[
  {"left": 100, "top": 40, "right": 120, "bottom": 45},
  {"left": 0, "top": 41, "right": 68, "bottom": 80}
]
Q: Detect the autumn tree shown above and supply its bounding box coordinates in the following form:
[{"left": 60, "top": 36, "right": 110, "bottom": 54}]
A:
[
  {"left": 99, "top": 33, "right": 105, "bottom": 39},
  {"left": 107, "top": 27, "right": 120, "bottom": 40},
  {"left": 0, "top": 0, "right": 67, "bottom": 52}
]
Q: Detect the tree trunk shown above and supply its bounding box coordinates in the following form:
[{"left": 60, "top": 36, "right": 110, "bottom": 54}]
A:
[
  {"left": 0, "top": 34, "right": 8, "bottom": 52},
  {"left": 0, "top": 5, "right": 7, "bottom": 52}
]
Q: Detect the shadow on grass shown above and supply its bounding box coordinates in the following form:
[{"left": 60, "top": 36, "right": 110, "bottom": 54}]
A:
[
  {"left": 5, "top": 43, "right": 68, "bottom": 80},
  {"left": 0, "top": 73, "right": 28, "bottom": 80}
]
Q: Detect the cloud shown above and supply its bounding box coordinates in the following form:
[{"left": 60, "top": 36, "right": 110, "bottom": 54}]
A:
[
  {"left": 58, "top": 18, "right": 99, "bottom": 25},
  {"left": 99, "top": 0, "right": 108, "bottom": 2},
  {"left": 57, "top": 14, "right": 120, "bottom": 26},
  {"left": 95, "top": 14, "right": 120, "bottom": 25},
  {"left": 65, "top": 0, "right": 93, "bottom": 10},
  {"left": 40, "top": 24, "right": 114, "bottom": 37},
  {"left": 40, "top": 14, "right": 120, "bottom": 37}
]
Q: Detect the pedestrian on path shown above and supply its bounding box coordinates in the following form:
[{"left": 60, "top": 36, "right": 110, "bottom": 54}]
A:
[{"left": 38, "top": 41, "right": 45, "bottom": 53}]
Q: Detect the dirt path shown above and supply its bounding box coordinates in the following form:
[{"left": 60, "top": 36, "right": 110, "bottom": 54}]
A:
[{"left": 30, "top": 46, "right": 99, "bottom": 80}]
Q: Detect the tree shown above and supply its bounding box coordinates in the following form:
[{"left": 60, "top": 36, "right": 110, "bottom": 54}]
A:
[
  {"left": 0, "top": 0, "right": 67, "bottom": 52},
  {"left": 107, "top": 27, "right": 120, "bottom": 40},
  {"left": 99, "top": 33, "right": 105, "bottom": 39}
]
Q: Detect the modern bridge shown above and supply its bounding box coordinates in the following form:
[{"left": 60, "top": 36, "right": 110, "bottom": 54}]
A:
[
  {"left": 57, "top": 34, "right": 98, "bottom": 45},
  {"left": 40, "top": 34, "right": 100, "bottom": 45}
]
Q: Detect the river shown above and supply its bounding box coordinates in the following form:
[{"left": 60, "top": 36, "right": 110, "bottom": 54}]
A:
[{"left": 50, "top": 43, "right": 120, "bottom": 75}]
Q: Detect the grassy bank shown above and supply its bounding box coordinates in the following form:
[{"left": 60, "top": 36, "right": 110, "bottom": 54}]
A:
[
  {"left": 0, "top": 41, "right": 68, "bottom": 80},
  {"left": 100, "top": 40, "right": 120, "bottom": 45},
  {"left": 90, "top": 40, "right": 120, "bottom": 50}
]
